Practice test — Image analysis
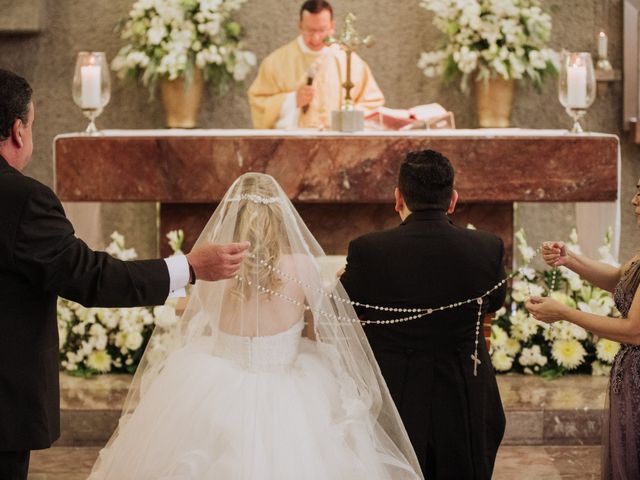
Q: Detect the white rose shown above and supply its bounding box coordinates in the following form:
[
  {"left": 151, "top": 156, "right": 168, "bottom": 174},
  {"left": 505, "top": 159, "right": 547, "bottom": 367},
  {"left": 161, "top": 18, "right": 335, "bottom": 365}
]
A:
[{"left": 125, "top": 331, "right": 144, "bottom": 351}]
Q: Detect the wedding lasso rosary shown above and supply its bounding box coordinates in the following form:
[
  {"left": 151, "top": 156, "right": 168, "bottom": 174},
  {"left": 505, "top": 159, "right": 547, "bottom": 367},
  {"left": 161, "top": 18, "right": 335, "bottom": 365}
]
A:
[
  {"left": 227, "top": 193, "right": 561, "bottom": 377},
  {"left": 234, "top": 251, "right": 559, "bottom": 377}
]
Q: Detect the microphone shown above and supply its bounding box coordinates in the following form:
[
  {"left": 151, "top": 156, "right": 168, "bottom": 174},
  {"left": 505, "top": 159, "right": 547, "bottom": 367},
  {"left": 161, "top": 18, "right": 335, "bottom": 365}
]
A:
[{"left": 301, "top": 63, "right": 318, "bottom": 115}]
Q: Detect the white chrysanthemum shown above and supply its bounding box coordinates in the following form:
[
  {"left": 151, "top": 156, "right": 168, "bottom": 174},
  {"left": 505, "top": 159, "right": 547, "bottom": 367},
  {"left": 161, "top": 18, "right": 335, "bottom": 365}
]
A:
[
  {"left": 596, "top": 338, "right": 620, "bottom": 363},
  {"left": 59, "top": 325, "right": 68, "bottom": 350},
  {"left": 509, "top": 310, "right": 539, "bottom": 342},
  {"left": 115, "top": 331, "right": 128, "bottom": 350},
  {"left": 504, "top": 337, "right": 522, "bottom": 357},
  {"left": 97, "top": 310, "right": 119, "bottom": 330},
  {"left": 494, "top": 306, "right": 507, "bottom": 318},
  {"left": 551, "top": 339, "right": 586, "bottom": 370},
  {"left": 71, "top": 322, "right": 86, "bottom": 335},
  {"left": 153, "top": 305, "right": 179, "bottom": 329},
  {"left": 591, "top": 360, "right": 612, "bottom": 376},
  {"left": 544, "top": 320, "right": 584, "bottom": 342},
  {"left": 491, "top": 325, "right": 508, "bottom": 348},
  {"left": 57, "top": 302, "right": 73, "bottom": 322},
  {"left": 87, "top": 350, "right": 113, "bottom": 373},
  {"left": 519, "top": 345, "right": 548, "bottom": 367},
  {"left": 491, "top": 349, "right": 514, "bottom": 372},
  {"left": 125, "top": 331, "right": 144, "bottom": 351},
  {"left": 511, "top": 280, "right": 543, "bottom": 302}
]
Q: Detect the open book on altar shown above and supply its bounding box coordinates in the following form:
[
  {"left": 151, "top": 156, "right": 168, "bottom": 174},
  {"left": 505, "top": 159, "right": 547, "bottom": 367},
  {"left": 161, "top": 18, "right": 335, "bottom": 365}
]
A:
[{"left": 365, "top": 103, "right": 455, "bottom": 130}]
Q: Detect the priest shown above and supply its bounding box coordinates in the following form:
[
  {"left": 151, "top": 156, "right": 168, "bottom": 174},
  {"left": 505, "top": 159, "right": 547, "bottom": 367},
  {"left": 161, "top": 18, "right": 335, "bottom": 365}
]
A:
[{"left": 248, "top": 0, "right": 384, "bottom": 129}]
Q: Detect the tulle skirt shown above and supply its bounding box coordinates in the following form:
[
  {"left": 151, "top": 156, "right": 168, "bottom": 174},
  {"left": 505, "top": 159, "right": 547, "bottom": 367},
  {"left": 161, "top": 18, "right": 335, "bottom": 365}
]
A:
[{"left": 89, "top": 339, "right": 420, "bottom": 479}]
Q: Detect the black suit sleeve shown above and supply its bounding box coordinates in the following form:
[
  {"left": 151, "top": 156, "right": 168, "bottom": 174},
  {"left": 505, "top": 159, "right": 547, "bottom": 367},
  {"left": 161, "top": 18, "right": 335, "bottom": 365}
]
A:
[
  {"left": 487, "top": 237, "right": 508, "bottom": 313},
  {"left": 339, "top": 238, "right": 367, "bottom": 317},
  {"left": 12, "top": 183, "right": 170, "bottom": 308}
]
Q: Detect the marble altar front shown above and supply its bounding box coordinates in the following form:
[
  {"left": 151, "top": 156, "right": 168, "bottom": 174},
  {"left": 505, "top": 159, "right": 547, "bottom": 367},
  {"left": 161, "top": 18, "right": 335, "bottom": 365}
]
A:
[{"left": 54, "top": 129, "right": 619, "bottom": 258}]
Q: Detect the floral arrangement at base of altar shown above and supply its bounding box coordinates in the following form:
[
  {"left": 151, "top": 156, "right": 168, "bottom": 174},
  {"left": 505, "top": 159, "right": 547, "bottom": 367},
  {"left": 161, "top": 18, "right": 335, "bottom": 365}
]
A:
[
  {"left": 417, "top": 0, "right": 559, "bottom": 92},
  {"left": 111, "top": 0, "right": 256, "bottom": 95},
  {"left": 491, "top": 228, "right": 621, "bottom": 378},
  {"left": 57, "top": 230, "right": 185, "bottom": 377}
]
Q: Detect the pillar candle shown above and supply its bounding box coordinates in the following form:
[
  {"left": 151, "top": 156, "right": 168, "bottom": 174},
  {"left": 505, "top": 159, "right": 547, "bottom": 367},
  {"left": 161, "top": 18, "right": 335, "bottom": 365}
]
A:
[
  {"left": 81, "top": 65, "right": 102, "bottom": 109},
  {"left": 598, "top": 31, "right": 608, "bottom": 59},
  {"left": 567, "top": 63, "right": 587, "bottom": 108}
]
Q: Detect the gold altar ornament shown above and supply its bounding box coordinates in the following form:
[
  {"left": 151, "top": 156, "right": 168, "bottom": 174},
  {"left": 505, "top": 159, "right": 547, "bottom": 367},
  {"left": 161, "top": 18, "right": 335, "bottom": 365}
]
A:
[{"left": 325, "top": 13, "right": 373, "bottom": 132}]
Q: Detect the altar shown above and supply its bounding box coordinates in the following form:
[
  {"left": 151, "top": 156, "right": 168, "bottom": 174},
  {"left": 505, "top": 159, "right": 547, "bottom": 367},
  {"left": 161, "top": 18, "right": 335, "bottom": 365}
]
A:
[{"left": 54, "top": 129, "right": 619, "bottom": 258}]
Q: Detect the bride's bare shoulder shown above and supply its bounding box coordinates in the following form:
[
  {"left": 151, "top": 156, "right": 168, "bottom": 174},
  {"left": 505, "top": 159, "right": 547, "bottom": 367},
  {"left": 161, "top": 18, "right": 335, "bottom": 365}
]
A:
[{"left": 278, "top": 253, "right": 319, "bottom": 274}]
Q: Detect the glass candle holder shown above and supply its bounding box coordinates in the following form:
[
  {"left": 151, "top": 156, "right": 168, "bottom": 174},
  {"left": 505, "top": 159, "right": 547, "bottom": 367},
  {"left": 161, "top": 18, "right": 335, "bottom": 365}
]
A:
[
  {"left": 72, "top": 52, "right": 111, "bottom": 134},
  {"left": 558, "top": 52, "right": 596, "bottom": 133}
]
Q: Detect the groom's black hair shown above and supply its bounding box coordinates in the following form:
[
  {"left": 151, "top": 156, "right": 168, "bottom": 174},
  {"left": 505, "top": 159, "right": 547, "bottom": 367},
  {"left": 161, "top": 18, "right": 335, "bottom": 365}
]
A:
[{"left": 398, "top": 149, "right": 454, "bottom": 211}]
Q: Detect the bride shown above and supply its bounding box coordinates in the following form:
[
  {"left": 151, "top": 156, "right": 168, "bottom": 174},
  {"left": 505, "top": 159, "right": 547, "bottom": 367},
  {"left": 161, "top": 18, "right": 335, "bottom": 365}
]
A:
[{"left": 88, "top": 173, "right": 423, "bottom": 479}]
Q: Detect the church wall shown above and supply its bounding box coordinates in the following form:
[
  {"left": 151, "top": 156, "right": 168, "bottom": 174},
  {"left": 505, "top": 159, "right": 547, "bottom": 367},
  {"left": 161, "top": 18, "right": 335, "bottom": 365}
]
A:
[{"left": 0, "top": 0, "right": 637, "bottom": 262}]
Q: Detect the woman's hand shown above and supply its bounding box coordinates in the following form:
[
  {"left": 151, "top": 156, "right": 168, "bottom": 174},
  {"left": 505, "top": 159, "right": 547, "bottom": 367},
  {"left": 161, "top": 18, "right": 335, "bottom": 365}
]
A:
[
  {"left": 541, "top": 241, "right": 569, "bottom": 267},
  {"left": 525, "top": 296, "right": 571, "bottom": 323}
]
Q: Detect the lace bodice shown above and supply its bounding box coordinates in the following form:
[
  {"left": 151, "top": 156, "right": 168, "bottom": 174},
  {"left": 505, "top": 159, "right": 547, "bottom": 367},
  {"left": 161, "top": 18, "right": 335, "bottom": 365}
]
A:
[{"left": 213, "top": 320, "right": 305, "bottom": 371}]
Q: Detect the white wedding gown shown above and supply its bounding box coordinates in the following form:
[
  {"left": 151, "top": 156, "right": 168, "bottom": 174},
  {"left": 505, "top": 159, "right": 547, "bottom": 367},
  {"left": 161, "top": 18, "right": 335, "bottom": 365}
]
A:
[
  {"left": 90, "top": 318, "right": 418, "bottom": 479},
  {"left": 89, "top": 172, "right": 422, "bottom": 480}
]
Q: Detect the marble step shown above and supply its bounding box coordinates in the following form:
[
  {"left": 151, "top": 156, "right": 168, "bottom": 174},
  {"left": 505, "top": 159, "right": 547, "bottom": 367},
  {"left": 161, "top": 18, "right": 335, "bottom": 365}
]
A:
[
  {"left": 56, "top": 373, "right": 609, "bottom": 447},
  {"left": 29, "top": 445, "right": 601, "bottom": 479}
]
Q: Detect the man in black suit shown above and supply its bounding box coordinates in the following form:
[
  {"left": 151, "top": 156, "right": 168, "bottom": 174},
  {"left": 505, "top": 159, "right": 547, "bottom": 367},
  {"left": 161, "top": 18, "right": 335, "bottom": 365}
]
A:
[
  {"left": 341, "top": 150, "right": 507, "bottom": 479},
  {"left": 0, "top": 69, "right": 249, "bottom": 480}
]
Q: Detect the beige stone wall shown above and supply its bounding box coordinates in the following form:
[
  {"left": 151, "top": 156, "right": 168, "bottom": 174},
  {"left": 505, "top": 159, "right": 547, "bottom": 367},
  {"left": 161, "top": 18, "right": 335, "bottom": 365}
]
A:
[{"left": 1, "top": 0, "right": 637, "bottom": 262}]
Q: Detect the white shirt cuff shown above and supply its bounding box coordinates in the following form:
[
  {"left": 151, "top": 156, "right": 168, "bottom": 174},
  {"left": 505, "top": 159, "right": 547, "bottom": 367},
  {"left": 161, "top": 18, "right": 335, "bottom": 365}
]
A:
[
  {"left": 275, "top": 92, "right": 299, "bottom": 129},
  {"left": 164, "top": 255, "right": 190, "bottom": 299}
]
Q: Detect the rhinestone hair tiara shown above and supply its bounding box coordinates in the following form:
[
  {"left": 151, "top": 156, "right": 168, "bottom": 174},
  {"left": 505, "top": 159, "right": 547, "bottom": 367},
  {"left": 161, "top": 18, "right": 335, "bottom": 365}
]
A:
[{"left": 227, "top": 194, "right": 283, "bottom": 205}]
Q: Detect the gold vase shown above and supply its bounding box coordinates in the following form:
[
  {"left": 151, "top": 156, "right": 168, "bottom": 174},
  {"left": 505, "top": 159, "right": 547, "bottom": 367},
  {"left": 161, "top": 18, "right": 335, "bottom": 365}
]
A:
[
  {"left": 159, "top": 69, "right": 204, "bottom": 128},
  {"left": 474, "top": 77, "right": 514, "bottom": 128}
]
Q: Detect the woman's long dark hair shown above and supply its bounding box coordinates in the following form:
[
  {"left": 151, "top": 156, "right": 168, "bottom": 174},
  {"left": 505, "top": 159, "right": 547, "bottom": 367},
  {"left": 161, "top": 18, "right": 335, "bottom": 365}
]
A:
[{"left": 619, "top": 258, "right": 640, "bottom": 299}]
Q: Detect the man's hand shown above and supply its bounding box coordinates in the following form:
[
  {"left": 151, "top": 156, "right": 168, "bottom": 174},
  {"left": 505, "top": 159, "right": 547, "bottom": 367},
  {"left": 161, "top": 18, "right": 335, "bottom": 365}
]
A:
[
  {"left": 296, "top": 85, "right": 315, "bottom": 108},
  {"left": 525, "top": 296, "right": 569, "bottom": 323},
  {"left": 186, "top": 242, "right": 250, "bottom": 282},
  {"left": 541, "top": 241, "right": 569, "bottom": 267}
]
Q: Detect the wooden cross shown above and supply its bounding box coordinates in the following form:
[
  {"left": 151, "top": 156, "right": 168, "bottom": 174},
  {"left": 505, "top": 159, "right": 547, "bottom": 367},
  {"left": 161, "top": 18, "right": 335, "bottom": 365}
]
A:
[{"left": 470, "top": 353, "right": 482, "bottom": 377}]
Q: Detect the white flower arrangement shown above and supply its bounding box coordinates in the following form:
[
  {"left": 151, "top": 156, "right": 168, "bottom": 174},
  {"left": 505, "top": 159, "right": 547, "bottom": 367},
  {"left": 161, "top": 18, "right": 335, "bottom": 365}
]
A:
[
  {"left": 491, "top": 227, "right": 621, "bottom": 378},
  {"left": 58, "top": 230, "right": 185, "bottom": 377},
  {"left": 418, "top": 0, "right": 559, "bottom": 92},
  {"left": 111, "top": 0, "right": 256, "bottom": 95}
]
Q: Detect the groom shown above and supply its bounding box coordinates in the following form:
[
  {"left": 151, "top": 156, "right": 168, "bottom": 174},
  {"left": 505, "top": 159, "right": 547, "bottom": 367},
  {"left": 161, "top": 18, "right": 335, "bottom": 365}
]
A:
[
  {"left": 341, "top": 149, "right": 507, "bottom": 479},
  {"left": 0, "top": 69, "right": 249, "bottom": 479}
]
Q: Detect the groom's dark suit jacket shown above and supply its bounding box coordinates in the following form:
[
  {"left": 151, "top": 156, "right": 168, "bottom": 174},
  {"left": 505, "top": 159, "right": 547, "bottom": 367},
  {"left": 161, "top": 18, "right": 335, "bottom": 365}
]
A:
[
  {"left": 341, "top": 209, "right": 507, "bottom": 480},
  {"left": 0, "top": 155, "right": 170, "bottom": 451}
]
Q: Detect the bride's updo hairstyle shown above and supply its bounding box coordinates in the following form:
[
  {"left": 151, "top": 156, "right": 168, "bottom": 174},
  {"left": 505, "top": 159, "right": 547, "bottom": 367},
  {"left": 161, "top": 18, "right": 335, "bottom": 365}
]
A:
[{"left": 231, "top": 174, "right": 288, "bottom": 300}]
